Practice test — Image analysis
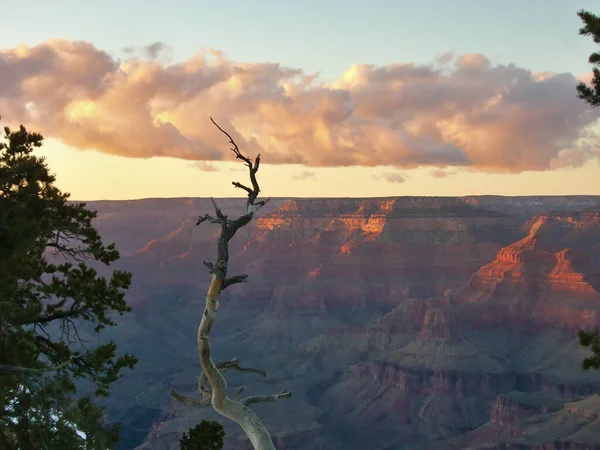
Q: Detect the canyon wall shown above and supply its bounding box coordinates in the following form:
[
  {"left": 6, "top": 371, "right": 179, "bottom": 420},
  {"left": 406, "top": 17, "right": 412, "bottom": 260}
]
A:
[{"left": 80, "top": 196, "right": 600, "bottom": 449}]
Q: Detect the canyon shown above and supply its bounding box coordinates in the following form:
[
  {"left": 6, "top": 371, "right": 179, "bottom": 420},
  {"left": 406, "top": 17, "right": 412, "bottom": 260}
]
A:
[{"left": 82, "top": 196, "right": 600, "bottom": 449}]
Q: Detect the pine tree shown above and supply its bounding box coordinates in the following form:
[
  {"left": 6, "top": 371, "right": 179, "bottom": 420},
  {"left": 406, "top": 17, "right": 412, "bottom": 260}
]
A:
[
  {"left": 576, "top": 10, "right": 600, "bottom": 371},
  {"left": 179, "top": 420, "right": 225, "bottom": 450},
  {"left": 0, "top": 124, "right": 137, "bottom": 448},
  {"left": 576, "top": 9, "right": 600, "bottom": 106},
  {"left": 578, "top": 330, "right": 600, "bottom": 370}
]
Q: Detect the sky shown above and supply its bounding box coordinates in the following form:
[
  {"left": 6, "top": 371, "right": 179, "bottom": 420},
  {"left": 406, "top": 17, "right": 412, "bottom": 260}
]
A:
[{"left": 1, "top": 0, "right": 600, "bottom": 200}]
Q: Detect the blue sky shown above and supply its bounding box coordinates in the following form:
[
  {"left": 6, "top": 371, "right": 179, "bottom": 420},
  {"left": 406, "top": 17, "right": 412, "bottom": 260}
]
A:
[
  {"left": 3, "top": 0, "right": 596, "bottom": 78},
  {"left": 1, "top": 0, "right": 599, "bottom": 199}
]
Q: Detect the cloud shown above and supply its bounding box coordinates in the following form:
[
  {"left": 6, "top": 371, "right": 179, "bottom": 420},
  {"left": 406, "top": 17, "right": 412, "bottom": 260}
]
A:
[
  {"left": 189, "top": 161, "right": 218, "bottom": 171},
  {"left": 577, "top": 71, "right": 595, "bottom": 85},
  {"left": 373, "top": 171, "right": 407, "bottom": 183},
  {"left": 144, "top": 42, "right": 171, "bottom": 60},
  {"left": 430, "top": 169, "right": 454, "bottom": 178},
  {"left": 121, "top": 42, "right": 171, "bottom": 61},
  {"left": 1, "top": 39, "right": 599, "bottom": 173},
  {"left": 436, "top": 51, "right": 454, "bottom": 65},
  {"left": 292, "top": 171, "right": 316, "bottom": 180}
]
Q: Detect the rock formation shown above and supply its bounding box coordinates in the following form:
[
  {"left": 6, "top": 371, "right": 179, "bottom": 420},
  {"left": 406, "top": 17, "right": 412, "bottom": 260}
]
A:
[{"left": 79, "top": 196, "right": 600, "bottom": 450}]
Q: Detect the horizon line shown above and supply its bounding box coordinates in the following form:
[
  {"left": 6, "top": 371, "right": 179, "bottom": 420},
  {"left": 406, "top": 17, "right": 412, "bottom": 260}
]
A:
[{"left": 73, "top": 194, "right": 600, "bottom": 203}]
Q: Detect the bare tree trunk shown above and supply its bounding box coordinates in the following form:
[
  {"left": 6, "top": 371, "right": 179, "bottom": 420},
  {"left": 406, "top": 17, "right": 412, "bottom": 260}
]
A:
[{"left": 170, "top": 118, "right": 290, "bottom": 450}]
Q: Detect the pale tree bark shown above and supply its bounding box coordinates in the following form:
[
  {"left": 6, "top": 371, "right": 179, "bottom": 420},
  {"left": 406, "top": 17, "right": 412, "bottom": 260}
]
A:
[{"left": 169, "top": 118, "right": 291, "bottom": 450}]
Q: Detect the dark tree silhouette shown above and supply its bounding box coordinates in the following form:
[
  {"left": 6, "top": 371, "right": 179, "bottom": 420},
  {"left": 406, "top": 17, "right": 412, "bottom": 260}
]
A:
[
  {"left": 180, "top": 420, "right": 225, "bottom": 450},
  {"left": 0, "top": 124, "right": 137, "bottom": 448},
  {"left": 576, "top": 9, "right": 600, "bottom": 371},
  {"left": 579, "top": 330, "right": 600, "bottom": 371},
  {"left": 576, "top": 9, "right": 600, "bottom": 106}
]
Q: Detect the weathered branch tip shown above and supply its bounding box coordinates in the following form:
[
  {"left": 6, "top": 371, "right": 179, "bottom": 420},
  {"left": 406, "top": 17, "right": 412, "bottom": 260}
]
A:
[
  {"left": 187, "top": 118, "right": 290, "bottom": 450},
  {"left": 241, "top": 389, "right": 292, "bottom": 407}
]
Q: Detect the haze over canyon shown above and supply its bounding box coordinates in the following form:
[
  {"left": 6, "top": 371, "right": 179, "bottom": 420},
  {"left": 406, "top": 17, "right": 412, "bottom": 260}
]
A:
[{"left": 74, "top": 195, "right": 600, "bottom": 449}]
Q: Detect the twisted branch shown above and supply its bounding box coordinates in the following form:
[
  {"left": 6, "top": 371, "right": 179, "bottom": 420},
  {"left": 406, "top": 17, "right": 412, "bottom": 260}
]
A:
[
  {"left": 170, "top": 358, "right": 274, "bottom": 407},
  {"left": 209, "top": 117, "right": 270, "bottom": 211},
  {"left": 186, "top": 119, "right": 288, "bottom": 449},
  {"left": 168, "top": 390, "right": 211, "bottom": 407},
  {"left": 241, "top": 389, "right": 292, "bottom": 407}
]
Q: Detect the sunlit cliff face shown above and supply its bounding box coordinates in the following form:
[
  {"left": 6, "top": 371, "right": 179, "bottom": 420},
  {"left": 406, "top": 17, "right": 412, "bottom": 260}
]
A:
[
  {"left": 112, "top": 198, "right": 600, "bottom": 330},
  {"left": 253, "top": 197, "right": 494, "bottom": 256}
]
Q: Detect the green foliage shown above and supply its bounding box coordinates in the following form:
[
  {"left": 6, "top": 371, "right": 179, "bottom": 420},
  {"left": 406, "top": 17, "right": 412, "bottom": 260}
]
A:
[
  {"left": 179, "top": 420, "right": 225, "bottom": 450},
  {"left": 0, "top": 124, "right": 138, "bottom": 448},
  {"left": 576, "top": 10, "right": 600, "bottom": 373},
  {"left": 577, "top": 9, "right": 600, "bottom": 106},
  {"left": 579, "top": 330, "right": 600, "bottom": 371}
]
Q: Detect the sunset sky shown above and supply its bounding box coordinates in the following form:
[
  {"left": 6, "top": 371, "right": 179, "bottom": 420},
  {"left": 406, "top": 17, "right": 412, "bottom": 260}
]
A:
[{"left": 1, "top": 0, "right": 600, "bottom": 200}]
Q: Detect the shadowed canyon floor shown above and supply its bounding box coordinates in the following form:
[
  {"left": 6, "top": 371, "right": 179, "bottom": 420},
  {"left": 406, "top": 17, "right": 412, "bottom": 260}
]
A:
[{"left": 83, "top": 196, "right": 600, "bottom": 449}]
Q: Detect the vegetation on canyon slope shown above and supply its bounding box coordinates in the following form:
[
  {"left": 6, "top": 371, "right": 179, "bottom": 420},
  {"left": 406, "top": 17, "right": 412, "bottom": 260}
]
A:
[
  {"left": 0, "top": 124, "right": 137, "bottom": 448},
  {"left": 180, "top": 420, "right": 225, "bottom": 450}
]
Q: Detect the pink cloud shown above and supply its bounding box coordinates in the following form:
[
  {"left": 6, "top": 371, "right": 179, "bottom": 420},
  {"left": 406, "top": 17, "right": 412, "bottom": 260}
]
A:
[
  {"left": 455, "top": 53, "right": 491, "bottom": 71},
  {"left": 1, "top": 39, "right": 599, "bottom": 173}
]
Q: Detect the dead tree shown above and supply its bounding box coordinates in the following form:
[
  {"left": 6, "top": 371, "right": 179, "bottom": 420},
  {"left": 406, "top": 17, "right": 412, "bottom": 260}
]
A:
[{"left": 169, "top": 118, "right": 291, "bottom": 450}]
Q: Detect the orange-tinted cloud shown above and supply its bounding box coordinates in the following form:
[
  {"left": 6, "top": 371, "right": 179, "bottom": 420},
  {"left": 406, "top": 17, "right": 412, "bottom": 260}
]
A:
[{"left": 1, "top": 40, "right": 599, "bottom": 173}]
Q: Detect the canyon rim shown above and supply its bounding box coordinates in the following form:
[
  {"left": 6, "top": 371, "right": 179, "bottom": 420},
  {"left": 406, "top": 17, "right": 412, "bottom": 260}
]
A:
[{"left": 79, "top": 195, "right": 600, "bottom": 450}]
